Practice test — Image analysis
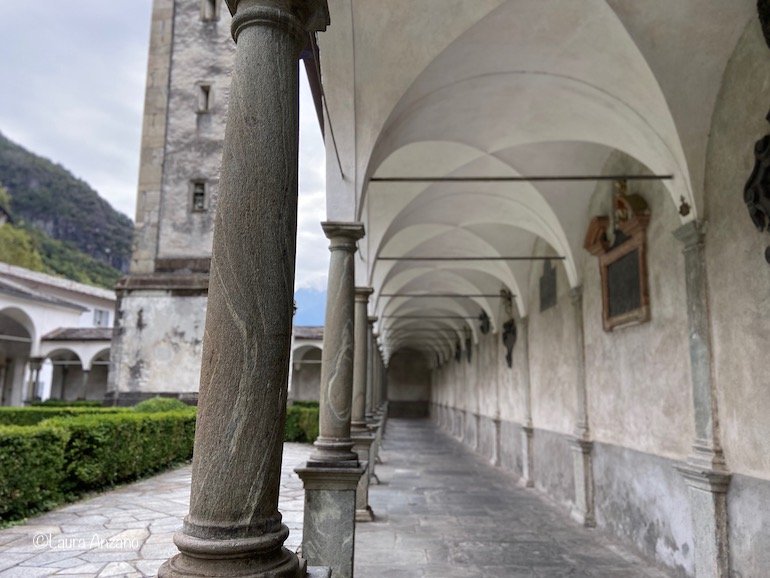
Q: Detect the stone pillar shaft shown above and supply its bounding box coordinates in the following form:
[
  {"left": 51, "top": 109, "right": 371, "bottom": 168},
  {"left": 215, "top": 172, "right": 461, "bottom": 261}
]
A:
[
  {"left": 365, "top": 317, "right": 377, "bottom": 419},
  {"left": 569, "top": 286, "right": 595, "bottom": 527},
  {"left": 674, "top": 221, "right": 730, "bottom": 578},
  {"left": 309, "top": 223, "right": 365, "bottom": 466},
  {"left": 160, "top": 2, "right": 328, "bottom": 575},
  {"left": 351, "top": 288, "right": 373, "bottom": 431},
  {"left": 519, "top": 317, "right": 535, "bottom": 487}
]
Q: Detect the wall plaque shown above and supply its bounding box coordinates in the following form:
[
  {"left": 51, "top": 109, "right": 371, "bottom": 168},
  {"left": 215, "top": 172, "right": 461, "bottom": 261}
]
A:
[
  {"left": 539, "top": 260, "right": 557, "bottom": 312},
  {"left": 584, "top": 182, "right": 651, "bottom": 331}
]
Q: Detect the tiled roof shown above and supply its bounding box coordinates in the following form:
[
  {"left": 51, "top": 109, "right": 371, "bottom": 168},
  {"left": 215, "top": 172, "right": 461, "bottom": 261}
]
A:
[{"left": 42, "top": 327, "right": 113, "bottom": 341}]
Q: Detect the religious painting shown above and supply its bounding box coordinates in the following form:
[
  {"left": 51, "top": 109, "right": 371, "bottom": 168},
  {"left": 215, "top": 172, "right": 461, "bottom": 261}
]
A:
[{"left": 584, "top": 181, "right": 651, "bottom": 331}]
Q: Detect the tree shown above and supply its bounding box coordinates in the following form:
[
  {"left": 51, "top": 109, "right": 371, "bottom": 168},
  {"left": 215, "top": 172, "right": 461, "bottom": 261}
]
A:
[{"left": 0, "top": 224, "right": 45, "bottom": 271}]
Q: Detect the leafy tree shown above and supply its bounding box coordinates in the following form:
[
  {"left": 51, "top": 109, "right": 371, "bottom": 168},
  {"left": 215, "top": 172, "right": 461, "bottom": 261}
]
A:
[{"left": 0, "top": 224, "right": 45, "bottom": 271}]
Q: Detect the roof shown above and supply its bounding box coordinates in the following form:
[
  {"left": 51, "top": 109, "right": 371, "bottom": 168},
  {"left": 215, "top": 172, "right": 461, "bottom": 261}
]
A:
[
  {"left": 42, "top": 327, "right": 113, "bottom": 342},
  {"left": 293, "top": 326, "right": 323, "bottom": 340},
  {"left": 0, "top": 262, "right": 116, "bottom": 302},
  {"left": 0, "top": 278, "right": 87, "bottom": 312}
]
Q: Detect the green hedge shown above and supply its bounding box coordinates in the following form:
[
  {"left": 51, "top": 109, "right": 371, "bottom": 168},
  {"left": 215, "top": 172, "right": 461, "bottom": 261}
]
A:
[
  {"left": 30, "top": 400, "right": 103, "bottom": 408},
  {"left": 0, "top": 424, "right": 69, "bottom": 521},
  {"left": 134, "top": 396, "right": 189, "bottom": 413},
  {"left": 46, "top": 410, "right": 197, "bottom": 493},
  {"left": 0, "top": 406, "right": 127, "bottom": 427},
  {"left": 0, "top": 409, "right": 196, "bottom": 522},
  {"left": 284, "top": 405, "right": 319, "bottom": 443}
]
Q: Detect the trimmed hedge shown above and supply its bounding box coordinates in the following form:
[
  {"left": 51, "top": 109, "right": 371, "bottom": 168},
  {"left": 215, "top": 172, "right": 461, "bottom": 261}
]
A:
[
  {"left": 0, "top": 406, "right": 127, "bottom": 427},
  {"left": 134, "top": 396, "right": 189, "bottom": 413},
  {"left": 30, "top": 400, "right": 103, "bottom": 408},
  {"left": 0, "top": 424, "right": 69, "bottom": 520},
  {"left": 45, "top": 410, "right": 197, "bottom": 492},
  {"left": 0, "top": 409, "right": 196, "bottom": 522},
  {"left": 284, "top": 405, "right": 319, "bottom": 443}
]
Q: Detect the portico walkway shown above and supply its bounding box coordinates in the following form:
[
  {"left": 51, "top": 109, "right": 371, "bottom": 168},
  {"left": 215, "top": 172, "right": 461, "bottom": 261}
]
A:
[
  {"left": 0, "top": 420, "right": 672, "bottom": 577},
  {"left": 357, "top": 419, "right": 673, "bottom": 578}
]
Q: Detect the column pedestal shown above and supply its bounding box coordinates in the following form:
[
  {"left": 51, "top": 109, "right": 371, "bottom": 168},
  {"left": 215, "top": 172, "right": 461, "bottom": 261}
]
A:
[
  {"left": 352, "top": 433, "right": 376, "bottom": 521},
  {"left": 570, "top": 438, "right": 595, "bottom": 527},
  {"left": 296, "top": 466, "right": 364, "bottom": 578},
  {"left": 520, "top": 424, "right": 534, "bottom": 488}
]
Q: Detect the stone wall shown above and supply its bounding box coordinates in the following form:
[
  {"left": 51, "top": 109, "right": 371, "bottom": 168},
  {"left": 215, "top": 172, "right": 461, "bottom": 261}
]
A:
[{"left": 387, "top": 348, "right": 431, "bottom": 417}]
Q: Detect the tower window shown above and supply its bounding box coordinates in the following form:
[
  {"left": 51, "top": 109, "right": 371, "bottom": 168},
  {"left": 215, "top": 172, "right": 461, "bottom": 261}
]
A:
[
  {"left": 197, "top": 84, "right": 211, "bottom": 113},
  {"left": 201, "top": 0, "right": 218, "bottom": 21},
  {"left": 191, "top": 181, "right": 207, "bottom": 212}
]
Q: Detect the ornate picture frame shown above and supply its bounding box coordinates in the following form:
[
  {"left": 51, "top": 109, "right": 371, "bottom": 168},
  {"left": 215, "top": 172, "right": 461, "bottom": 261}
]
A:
[{"left": 584, "top": 183, "right": 651, "bottom": 331}]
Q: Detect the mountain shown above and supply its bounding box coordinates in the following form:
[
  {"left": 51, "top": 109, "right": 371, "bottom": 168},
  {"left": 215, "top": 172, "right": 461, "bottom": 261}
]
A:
[{"left": 0, "top": 131, "right": 133, "bottom": 274}]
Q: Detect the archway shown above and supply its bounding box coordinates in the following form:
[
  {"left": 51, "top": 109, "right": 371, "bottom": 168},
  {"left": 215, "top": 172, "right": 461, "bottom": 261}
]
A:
[{"left": 0, "top": 308, "right": 34, "bottom": 406}]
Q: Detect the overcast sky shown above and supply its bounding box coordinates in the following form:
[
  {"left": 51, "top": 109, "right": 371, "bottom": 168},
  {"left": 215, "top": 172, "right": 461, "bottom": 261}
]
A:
[{"left": 0, "top": 1, "right": 329, "bottom": 292}]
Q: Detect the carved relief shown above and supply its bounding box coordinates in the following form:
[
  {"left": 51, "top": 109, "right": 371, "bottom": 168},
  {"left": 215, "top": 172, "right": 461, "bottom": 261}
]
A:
[
  {"left": 744, "top": 114, "right": 770, "bottom": 263},
  {"left": 501, "top": 319, "right": 517, "bottom": 368},
  {"left": 584, "top": 181, "right": 651, "bottom": 331}
]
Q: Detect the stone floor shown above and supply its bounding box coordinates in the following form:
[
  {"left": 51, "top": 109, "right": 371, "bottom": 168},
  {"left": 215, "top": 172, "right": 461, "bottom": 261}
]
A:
[
  {"left": 356, "top": 419, "right": 673, "bottom": 578},
  {"left": 0, "top": 420, "right": 673, "bottom": 577},
  {"left": 0, "top": 444, "right": 310, "bottom": 577}
]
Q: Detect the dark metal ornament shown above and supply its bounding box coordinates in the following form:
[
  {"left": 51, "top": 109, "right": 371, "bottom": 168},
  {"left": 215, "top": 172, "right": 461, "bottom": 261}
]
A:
[
  {"left": 465, "top": 337, "right": 472, "bottom": 363},
  {"left": 744, "top": 112, "right": 770, "bottom": 264},
  {"left": 759, "top": 0, "right": 770, "bottom": 49},
  {"left": 501, "top": 319, "right": 517, "bottom": 368},
  {"left": 478, "top": 310, "right": 491, "bottom": 334}
]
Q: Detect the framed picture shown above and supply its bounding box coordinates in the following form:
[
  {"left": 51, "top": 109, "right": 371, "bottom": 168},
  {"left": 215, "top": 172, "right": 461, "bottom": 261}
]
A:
[{"left": 584, "top": 182, "right": 651, "bottom": 332}]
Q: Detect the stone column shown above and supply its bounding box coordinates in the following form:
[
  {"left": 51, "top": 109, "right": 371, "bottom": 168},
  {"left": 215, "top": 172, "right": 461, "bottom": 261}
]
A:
[
  {"left": 674, "top": 221, "right": 730, "bottom": 578},
  {"left": 569, "top": 286, "right": 595, "bottom": 527},
  {"left": 519, "top": 317, "right": 535, "bottom": 488},
  {"left": 159, "top": 1, "right": 329, "bottom": 576},
  {"left": 351, "top": 288, "right": 375, "bottom": 521},
  {"left": 365, "top": 316, "right": 377, "bottom": 421},
  {"left": 27, "top": 357, "right": 43, "bottom": 402},
  {"left": 351, "top": 288, "right": 373, "bottom": 432},
  {"left": 296, "top": 223, "right": 365, "bottom": 578}
]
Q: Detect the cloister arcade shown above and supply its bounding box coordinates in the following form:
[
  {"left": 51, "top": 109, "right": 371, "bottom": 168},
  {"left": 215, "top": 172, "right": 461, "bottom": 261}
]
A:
[{"left": 150, "top": 1, "right": 770, "bottom": 577}]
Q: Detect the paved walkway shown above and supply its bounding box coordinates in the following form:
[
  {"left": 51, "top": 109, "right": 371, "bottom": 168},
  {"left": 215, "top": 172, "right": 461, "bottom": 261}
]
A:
[
  {"left": 356, "top": 419, "right": 672, "bottom": 578},
  {"left": 0, "top": 420, "right": 672, "bottom": 577},
  {"left": 0, "top": 444, "right": 310, "bottom": 577}
]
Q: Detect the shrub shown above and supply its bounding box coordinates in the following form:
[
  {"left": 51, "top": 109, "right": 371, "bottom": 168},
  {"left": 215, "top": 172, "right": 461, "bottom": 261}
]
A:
[
  {"left": 0, "top": 406, "right": 126, "bottom": 427},
  {"left": 0, "top": 424, "right": 68, "bottom": 520},
  {"left": 0, "top": 409, "right": 196, "bottom": 523},
  {"left": 284, "top": 405, "right": 319, "bottom": 443},
  {"left": 134, "top": 396, "right": 189, "bottom": 413},
  {"left": 30, "top": 400, "right": 103, "bottom": 408},
  {"left": 45, "top": 409, "right": 197, "bottom": 492},
  {"left": 291, "top": 400, "right": 319, "bottom": 408}
]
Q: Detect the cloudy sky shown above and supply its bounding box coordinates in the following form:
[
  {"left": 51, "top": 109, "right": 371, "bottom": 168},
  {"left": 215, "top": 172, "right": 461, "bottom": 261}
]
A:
[{"left": 0, "top": 1, "right": 330, "bottom": 308}]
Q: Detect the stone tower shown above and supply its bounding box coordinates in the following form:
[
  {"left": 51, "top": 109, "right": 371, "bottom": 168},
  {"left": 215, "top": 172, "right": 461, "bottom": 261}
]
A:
[{"left": 107, "top": 0, "right": 235, "bottom": 404}]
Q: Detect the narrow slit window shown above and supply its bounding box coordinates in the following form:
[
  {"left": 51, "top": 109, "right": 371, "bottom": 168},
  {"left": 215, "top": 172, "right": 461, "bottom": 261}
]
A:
[
  {"left": 197, "top": 84, "right": 211, "bottom": 113},
  {"left": 202, "top": 0, "right": 217, "bottom": 21},
  {"left": 192, "top": 182, "right": 207, "bottom": 212}
]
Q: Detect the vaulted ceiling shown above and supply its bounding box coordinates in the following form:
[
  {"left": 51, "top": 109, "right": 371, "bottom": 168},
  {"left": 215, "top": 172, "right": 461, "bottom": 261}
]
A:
[{"left": 318, "top": 0, "right": 755, "bottom": 362}]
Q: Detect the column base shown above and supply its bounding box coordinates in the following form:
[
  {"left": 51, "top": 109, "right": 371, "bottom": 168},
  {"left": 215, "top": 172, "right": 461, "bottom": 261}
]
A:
[
  {"left": 159, "top": 543, "right": 303, "bottom": 578},
  {"left": 306, "top": 437, "right": 359, "bottom": 468},
  {"left": 295, "top": 465, "right": 365, "bottom": 578},
  {"left": 355, "top": 505, "right": 375, "bottom": 522},
  {"left": 676, "top": 461, "right": 731, "bottom": 578},
  {"left": 520, "top": 425, "right": 535, "bottom": 488},
  {"left": 570, "top": 437, "right": 595, "bottom": 528}
]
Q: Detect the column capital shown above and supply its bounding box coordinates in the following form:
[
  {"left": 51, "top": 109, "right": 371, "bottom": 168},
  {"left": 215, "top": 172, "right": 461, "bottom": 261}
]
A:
[
  {"left": 569, "top": 285, "right": 583, "bottom": 304},
  {"left": 227, "top": 0, "right": 329, "bottom": 42},
  {"left": 673, "top": 219, "right": 707, "bottom": 251},
  {"left": 322, "top": 221, "right": 365, "bottom": 250},
  {"left": 355, "top": 286, "right": 374, "bottom": 303},
  {"left": 367, "top": 315, "right": 378, "bottom": 325}
]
